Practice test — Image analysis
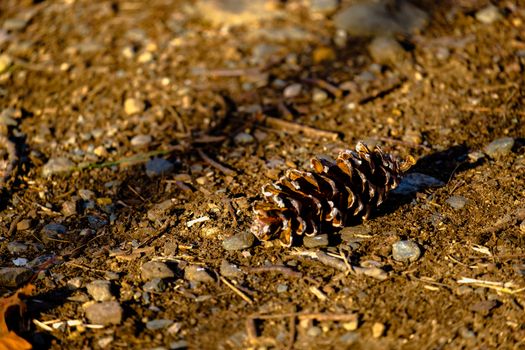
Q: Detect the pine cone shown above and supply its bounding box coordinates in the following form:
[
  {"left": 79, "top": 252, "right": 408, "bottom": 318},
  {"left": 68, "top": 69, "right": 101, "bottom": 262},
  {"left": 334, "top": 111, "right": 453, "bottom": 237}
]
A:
[{"left": 251, "top": 142, "right": 415, "bottom": 247}]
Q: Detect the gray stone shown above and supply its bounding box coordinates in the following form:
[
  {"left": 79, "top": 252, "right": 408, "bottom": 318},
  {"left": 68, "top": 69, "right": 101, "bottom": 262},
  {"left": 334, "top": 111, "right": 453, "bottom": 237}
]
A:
[
  {"left": 104, "top": 271, "right": 120, "bottom": 280},
  {"left": 88, "top": 215, "right": 108, "bottom": 230},
  {"left": 368, "top": 36, "right": 406, "bottom": 66},
  {"left": 222, "top": 231, "right": 255, "bottom": 251},
  {"left": 7, "top": 241, "right": 28, "bottom": 254},
  {"left": 0, "top": 267, "right": 33, "bottom": 287},
  {"left": 220, "top": 260, "right": 244, "bottom": 278},
  {"left": 283, "top": 83, "right": 302, "bottom": 98},
  {"left": 334, "top": 1, "right": 428, "bottom": 36},
  {"left": 147, "top": 199, "right": 176, "bottom": 222},
  {"left": 41, "top": 223, "right": 67, "bottom": 242},
  {"left": 184, "top": 265, "right": 214, "bottom": 283},
  {"left": 85, "top": 301, "right": 123, "bottom": 325},
  {"left": 196, "top": 0, "right": 281, "bottom": 26},
  {"left": 146, "top": 158, "right": 174, "bottom": 177},
  {"left": 234, "top": 132, "right": 255, "bottom": 145},
  {"left": 169, "top": 340, "right": 189, "bottom": 350},
  {"left": 339, "top": 331, "right": 359, "bottom": 345},
  {"left": 12, "top": 258, "right": 27, "bottom": 267},
  {"left": 392, "top": 240, "right": 421, "bottom": 262},
  {"left": 483, "top": 137, "right": 514, "bottom": 159},
  {"left": 303, "top": 234, "right": 329, "bottom": 248},
  {"left": 446, "top": 195, "right": 468, "bottom": 209},
  {"left": 130, "top": 134, "right": 152, "bottom": 147},
  {"left": 392, "top": 173, "right": 444, "bottom": 196},
  {"left": 42, "top": 157, "right": 75, "bottom": 177},
  {"left": 141, "top": 261, "right": 175, "bottom": 281},
  {"left": 308, "top": 0, "right": 338, "bottom": 14},
  {"left": 146, "top": 319, "right": 173, "bottom": 330},
  {"left": 86, "top": 280, "right": 113, "bottom": 301},
  {"left": 143, "top": 278, "right": 166, "bottom": 293},
  {"left": 475, "top": 4, "right": 502, "bottom": 24}
]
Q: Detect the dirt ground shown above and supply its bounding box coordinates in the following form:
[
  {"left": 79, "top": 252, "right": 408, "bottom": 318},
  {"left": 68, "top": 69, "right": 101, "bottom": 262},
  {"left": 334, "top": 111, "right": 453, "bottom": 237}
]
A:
[{"left": 0, "top": 0, "right": 524, "bottom": 349}]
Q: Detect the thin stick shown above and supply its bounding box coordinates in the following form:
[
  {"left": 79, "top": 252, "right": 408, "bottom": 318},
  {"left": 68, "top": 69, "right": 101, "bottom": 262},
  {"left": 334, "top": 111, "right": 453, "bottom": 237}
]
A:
[
  {"left": 243, "top": 265, "right": 303, "bottom": 278},
  {"left": 286, "top": 306, "right": 297, "bottom": 350},
  {"left": 220, "top": 276, "right": 253, "bottom": 305},
  {"left": 303, "top": 78, "right": 342, "bottom": 98},
  {"left": 257, "top": 115, "right": 340, "bottom": 141},
  {"left": 197, "top": 149, "right": 236, "bottom": 176}
]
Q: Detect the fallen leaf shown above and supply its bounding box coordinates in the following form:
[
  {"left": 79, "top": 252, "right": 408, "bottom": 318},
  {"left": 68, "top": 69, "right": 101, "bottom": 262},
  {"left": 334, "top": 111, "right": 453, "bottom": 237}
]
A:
[{"left": 0, "top": 284, "right": 34, "bottom": 350}]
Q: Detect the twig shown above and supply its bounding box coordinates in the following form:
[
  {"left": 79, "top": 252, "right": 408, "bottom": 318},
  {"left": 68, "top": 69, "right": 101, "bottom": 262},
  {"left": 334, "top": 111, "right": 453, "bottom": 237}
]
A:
[
  {"left": 220, "top": 276, "right": 253, "bottom": 305},
  {"left": 256, "top": 114, "right": 340, "bottom": 141},
  {"left": 197, "top": 149, "right": 236, "bottom": 176},
  {"left": 6, "top": 214, "right": 23, "bottom": 237},
  {"left": 458, "top": 277, "right": 525, "bottom": 295},
  {"left": 302, "top": 78, "right": 342, "bottom": 98},
  {"left": 222, "top": 198, "right": 238, "bottom": 227},
  {"left": 243, "top": 265, "right": 303, "bottom": 278},
  {"left": 287, "top": 306, "right": 297, "bottom": 350},
  {"left": 291, "top": 250, "right": 388, "bottom": 280}
]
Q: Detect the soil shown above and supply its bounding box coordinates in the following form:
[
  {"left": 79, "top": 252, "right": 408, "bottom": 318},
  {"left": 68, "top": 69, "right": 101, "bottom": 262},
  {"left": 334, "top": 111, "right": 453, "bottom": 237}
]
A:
[{"left": 0, "top": 1, "right": 524, "bottom": 349}]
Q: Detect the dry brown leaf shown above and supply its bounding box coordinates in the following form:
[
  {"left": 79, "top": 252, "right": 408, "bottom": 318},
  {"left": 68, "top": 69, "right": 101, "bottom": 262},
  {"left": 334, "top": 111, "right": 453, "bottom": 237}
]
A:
[{"left": 0, "top": 284, "right": 34, "bottom": 350}]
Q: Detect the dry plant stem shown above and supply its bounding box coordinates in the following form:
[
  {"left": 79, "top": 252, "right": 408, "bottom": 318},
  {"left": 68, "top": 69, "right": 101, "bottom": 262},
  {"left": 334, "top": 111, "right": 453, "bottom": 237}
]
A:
[
  {"left": 258, "top": 114, "right": 340, "bottom": 140},
  {"left": 479, "top": 207, "right": 525, "bottom": 235},
  {"left": 358, "top": 78, "right": 404, "bottom": 105},
  {"left": 302, "top": 78, "right": 342, "bottom": 98},
  {"left": 219, "top": 276, "right": 253, "bottom": 305},
  {"left": 243, "top": 265, "right": 303, "bottom": 278},
  {"left": 197, "top": 149, "right": 236, "bottom": 176}
]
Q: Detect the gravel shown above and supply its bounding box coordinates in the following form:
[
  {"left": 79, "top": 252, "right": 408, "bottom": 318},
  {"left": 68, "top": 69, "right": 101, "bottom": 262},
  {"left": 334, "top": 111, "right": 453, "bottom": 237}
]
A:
[
  {"left": 483, "top": 137, "right": 514, "bottom": 158},
  {"left": 372, "top": 322, "right": 385, "bottom": 338},
  {"left": 124, "top": 98, "right": 145, "bottom": 115},
  {"left": 446, "top": 195, "right": 468, "bottom": 209},
  {"left": 184, "top": 265, "right": 214, "bottom": 283},
  {"left": 86, "top": 280, "right": 113, "bottom": 301},
  {"left": 220, "top": 260, "right": 244, "bottom": 278},
  {"left": 7, "top": 241, "right": 28, "bottom": 254},
  {"left": 85, "top": 301, "right": 123, "bottom": 325},
  {"left": 143, "top": 278, "right": 166, "bottom": 293},
  {"left": 222, "top": 231, "right": 255, "bottom": 251},
  {"left": 130, "top": 134, "right": 152, "bottom": 148},
  {"left": 140, "top": 261, "right": 175, "bottom": 281},
  {"left": 146, "top": 319, "right": 174, "bottom": 330},
  {"left": 475, "top": 4, "right": 502, "bottom": 24},
  {"left": 234, "top": 132, "right": 255, "bottom": 145},
  {"left": 42, "top": 157, "right": 75, "bottom": 177},
  {"left": 368, "top": 36, "right": 406, "bottom": 66},
  {"left": 283, "top": 83, "right": 302, "bottom": 98},
  {"left": 392, "top": 240, "right": 421, "bottom": 262}
]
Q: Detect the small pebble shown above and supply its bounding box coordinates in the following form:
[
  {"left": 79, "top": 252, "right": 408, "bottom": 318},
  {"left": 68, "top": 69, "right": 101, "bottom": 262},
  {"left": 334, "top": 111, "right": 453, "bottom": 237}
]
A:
[
  {"left": 147, "top": 199, "right": 176, "bottom": 222},
  {"left": 222, "top": 231, "right": 255, "bottom": 251},
  {"left": 88, "top": 215, "right": 108, "bottom": 230},
  {"left": 169, "top": 340, "right": 189, "bottom": 350},
  {"left": 0, "top": 54, "right": 13, "bottom": 74},
  {"left": 78, "top": 189, "right": 95, "bottom": 200},
  {"left": 312, "top": 88, "right": 328, "bottom": 103},
  {"left": 16, "top": 219, "right": 31, "bottom": 231},
  {"left": 41, "top": 223, "right": 67, "bottom": 243},
  {"left": 234, "top": 132, "right": 255, "bottom": 145},
  {"left": 483, "top": 137, "right": 514, "bottom": 158},
  {"left": 124, "top": 98, "right": 145, "bottom": 115},
  {"left": 469, "top": 300, "right": 498, "bottom": 316},
  {"left": 130, "top": 134, "right": 152, "bottom": 148},
  {"left": 303, "top": 234, "right": 329, "bottom": 248},
  {"left": 3, "top": 18, "right": 28, "bottom": 31},
  {"left": 339, "top": 332, "right": 359, "bottom": 345},
  {"left": 105, "top": 271, "right": 120, "bottom": 280},
  {"left": 446, "top": 195, "right": 468, "bottom": 209},
  {"left": 220, "top": 260, "right": 244, "bottom": 278},
  {"left": 42, "top": 157, "right": 75, "bottom": 177},
  {"left": 146, "top": 319, "right": 173, "bottom": 331},
  {"left": 85, "top": 301, "right": 123, "bottom": 325},
  {"left": 368, "top": 36, "right": 406, "bottom": 66},
  {"left": 143, "top": 278, "right": 166, "bottom": 293},
  {"left": 475, "top": 4, "right": 502, "bottom": 24},
  {"left": 520, "top": 220, "right": 525, "bottom": 233},
  {"left": 12, "top": 258, "right": 28, "bottom": 267},
  {"left": 97, "top": 336, "right": 114, "bottom": 348},
  {"left": 0, "top": 267, "right": 33, "bottom": 287},
  {"left": 146, "top": 158, "right": 174, "bottom": 178},
  {"left": 467, "top": 151, "right": 485, "bottom": 163},
  {"left": 306, "top": 326, "right": 322, "bottom": 337},
  {"left": 86, "top": 280, "right": 113, "bottom": 301},
  {"left": 392, "top": 240, "right": 421, "bottom": 262},
  {"left": 372, "top": 322, "right": 385, "bottom": 338},
  {"left": 276, "top": 284, "right": 288, "bottom": 293},
  {"left": 283, "top": 83, "right": 302, "bottom": 98},
  {"left": 340, "top": 225, "right": 371, "bottom": 241},
  {"left": 7, "top": 241, "right": 28, "bottom": 254},
  {"left": 141, "top": 261, "right": 175, "bottom": 281},
  {"left": 456, "top": 285, "right": 473, "bottom": 295},
  {"left": 308, "top": 0, "right": 338, "bottom": 14},
  {"left": 61, "top": 200, "right": 78, "bottom": 217},
  {"left": 184, "top": 265, "right": 214, "bottom": 283},
  {"left": 67, "top": 277, "right": 83, "bottom": 290}
]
